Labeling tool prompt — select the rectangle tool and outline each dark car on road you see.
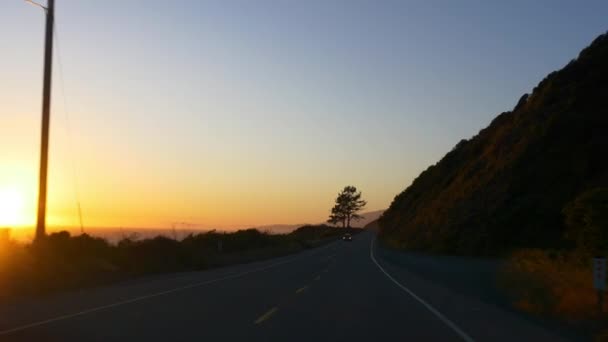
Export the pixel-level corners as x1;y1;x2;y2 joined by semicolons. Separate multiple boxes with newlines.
342;233;352;242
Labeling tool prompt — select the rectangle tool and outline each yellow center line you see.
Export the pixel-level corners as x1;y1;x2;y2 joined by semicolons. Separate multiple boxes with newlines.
295;285;309;294
254;307;278;324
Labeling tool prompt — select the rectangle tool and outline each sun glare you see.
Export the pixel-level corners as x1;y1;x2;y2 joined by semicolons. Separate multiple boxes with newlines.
0;187;26;227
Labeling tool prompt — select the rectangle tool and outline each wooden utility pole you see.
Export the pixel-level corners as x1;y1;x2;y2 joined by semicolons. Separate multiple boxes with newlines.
35;0;55;241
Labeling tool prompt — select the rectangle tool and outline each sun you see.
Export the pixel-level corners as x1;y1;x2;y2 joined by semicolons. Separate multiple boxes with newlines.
0;187;26;227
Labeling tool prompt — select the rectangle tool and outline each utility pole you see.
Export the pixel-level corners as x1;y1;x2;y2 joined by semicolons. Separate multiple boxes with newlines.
35;0;55;241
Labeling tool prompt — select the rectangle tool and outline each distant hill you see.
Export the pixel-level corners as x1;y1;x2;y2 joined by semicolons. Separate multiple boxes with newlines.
355;210;384;227
253;224;307;234
254;210;384;233
7;211;385;243
7;227;209;244
379;32;608;256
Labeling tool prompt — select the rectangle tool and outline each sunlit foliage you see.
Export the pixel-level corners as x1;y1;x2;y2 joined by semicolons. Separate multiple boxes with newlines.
379;32;608;256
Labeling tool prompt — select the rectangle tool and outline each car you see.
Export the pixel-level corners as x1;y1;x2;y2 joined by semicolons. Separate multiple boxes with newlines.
342;233;352;242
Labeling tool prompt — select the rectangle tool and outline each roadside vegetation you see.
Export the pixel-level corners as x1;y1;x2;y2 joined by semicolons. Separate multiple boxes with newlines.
499;187;608;340
379;32;608;256
0;225;362;300
376;32;608;339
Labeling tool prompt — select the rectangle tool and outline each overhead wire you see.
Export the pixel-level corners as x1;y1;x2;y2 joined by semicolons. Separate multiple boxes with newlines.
53;16;85;234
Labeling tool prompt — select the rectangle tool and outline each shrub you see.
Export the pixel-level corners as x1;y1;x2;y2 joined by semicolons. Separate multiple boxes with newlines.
499;249;600;321
563;188;608;255
0;225;351;298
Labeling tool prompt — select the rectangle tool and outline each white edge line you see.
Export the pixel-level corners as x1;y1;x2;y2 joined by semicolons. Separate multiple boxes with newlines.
254;307;279;324
0;241;338;336
370;236;475;342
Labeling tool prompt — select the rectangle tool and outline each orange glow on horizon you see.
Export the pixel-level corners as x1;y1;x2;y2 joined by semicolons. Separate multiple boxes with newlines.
0;163;36;228
0;187;27;227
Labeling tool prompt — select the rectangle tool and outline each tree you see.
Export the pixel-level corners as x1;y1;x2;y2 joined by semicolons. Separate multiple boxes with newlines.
563;187;608;255
327;186;367;228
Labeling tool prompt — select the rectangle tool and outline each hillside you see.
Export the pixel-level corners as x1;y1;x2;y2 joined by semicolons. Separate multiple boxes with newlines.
379;32;608;256
356;209;385;227
254;224;306;234
254;210;384;233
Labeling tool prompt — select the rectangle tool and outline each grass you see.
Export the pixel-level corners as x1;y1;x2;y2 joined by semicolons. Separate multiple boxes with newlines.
498;248;607;339
0;225;362;300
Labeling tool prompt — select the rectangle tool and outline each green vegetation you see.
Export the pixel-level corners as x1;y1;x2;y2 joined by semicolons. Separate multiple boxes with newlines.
498;188;608;337
328;185;367;228
499;249;599;329
563;187;608;256
0;225;361;300
379;32;608;256
378;32;608;338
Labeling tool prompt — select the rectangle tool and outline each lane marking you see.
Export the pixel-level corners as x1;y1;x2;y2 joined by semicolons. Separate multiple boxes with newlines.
370;236;475;342
0;241;341;336
254;307;278;324
295;286;308;294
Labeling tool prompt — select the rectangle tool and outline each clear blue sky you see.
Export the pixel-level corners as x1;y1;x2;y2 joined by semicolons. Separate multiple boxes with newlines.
0;0;606;228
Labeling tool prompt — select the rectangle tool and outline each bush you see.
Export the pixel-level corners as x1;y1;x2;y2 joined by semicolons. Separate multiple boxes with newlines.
0;225;353;298
499;249;601;321
563;188;608;255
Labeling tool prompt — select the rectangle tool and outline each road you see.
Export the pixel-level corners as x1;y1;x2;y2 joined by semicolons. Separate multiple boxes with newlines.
0;231;569;341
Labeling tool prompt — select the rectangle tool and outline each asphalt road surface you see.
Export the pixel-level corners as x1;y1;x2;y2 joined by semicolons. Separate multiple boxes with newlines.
0;231;569;341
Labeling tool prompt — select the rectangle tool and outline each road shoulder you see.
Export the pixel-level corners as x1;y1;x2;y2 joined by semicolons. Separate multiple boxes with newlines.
372;237;577;342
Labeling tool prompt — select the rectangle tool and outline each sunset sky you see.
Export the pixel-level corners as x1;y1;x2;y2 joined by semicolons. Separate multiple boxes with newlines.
1;0;606;230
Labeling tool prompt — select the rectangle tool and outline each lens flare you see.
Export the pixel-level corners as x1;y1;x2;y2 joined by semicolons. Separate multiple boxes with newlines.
0;187;26;227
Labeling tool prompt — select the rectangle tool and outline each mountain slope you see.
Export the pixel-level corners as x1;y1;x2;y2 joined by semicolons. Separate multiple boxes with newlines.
379;32;608;256
356;209;384;227
252;210;384;234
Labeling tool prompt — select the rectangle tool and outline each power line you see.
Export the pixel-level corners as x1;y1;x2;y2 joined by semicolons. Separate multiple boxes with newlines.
53;17;85;235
